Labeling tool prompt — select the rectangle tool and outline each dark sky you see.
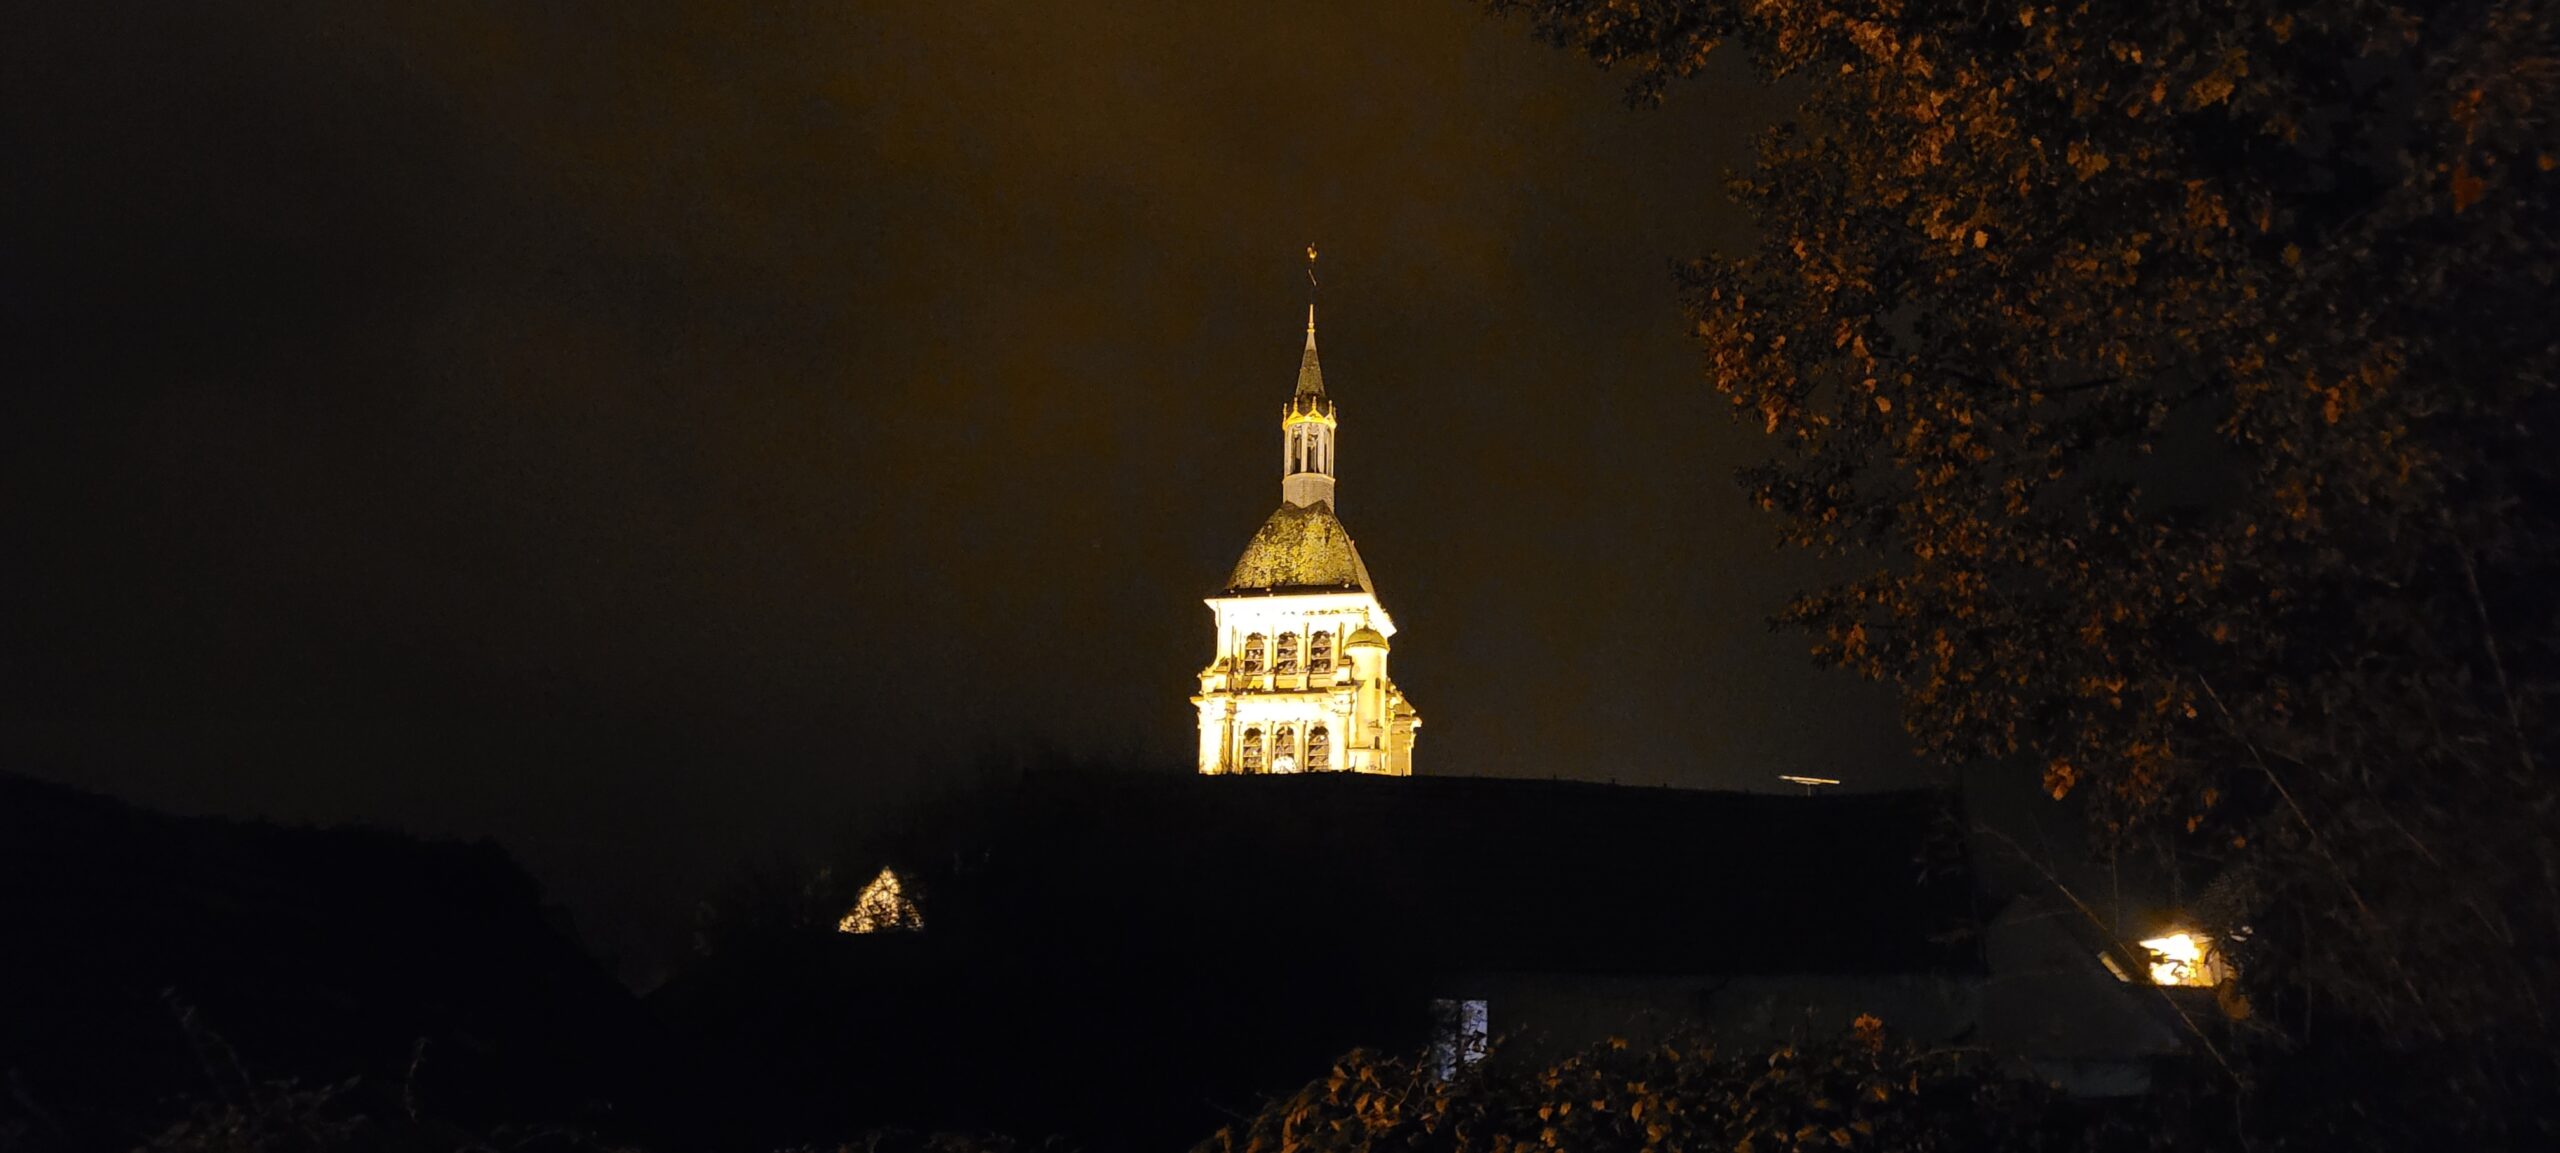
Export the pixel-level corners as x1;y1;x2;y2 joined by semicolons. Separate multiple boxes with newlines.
3;0;1917;970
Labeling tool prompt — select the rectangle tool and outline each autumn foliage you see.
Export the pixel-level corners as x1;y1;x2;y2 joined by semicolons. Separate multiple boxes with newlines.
1491;0;2558;1058
1198;1021;2161;1153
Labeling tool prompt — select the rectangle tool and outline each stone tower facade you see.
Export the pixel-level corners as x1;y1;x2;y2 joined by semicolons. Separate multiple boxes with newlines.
1192;306;1421;775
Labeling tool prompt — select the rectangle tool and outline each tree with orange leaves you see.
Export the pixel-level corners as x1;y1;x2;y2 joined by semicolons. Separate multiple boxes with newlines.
1491;0;2558;1103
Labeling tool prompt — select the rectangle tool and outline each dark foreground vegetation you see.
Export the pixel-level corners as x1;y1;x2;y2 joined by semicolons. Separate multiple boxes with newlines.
9;764;2556;1152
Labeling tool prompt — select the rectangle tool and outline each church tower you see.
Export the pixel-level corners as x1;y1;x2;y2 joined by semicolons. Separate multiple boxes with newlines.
1192;299;1421;775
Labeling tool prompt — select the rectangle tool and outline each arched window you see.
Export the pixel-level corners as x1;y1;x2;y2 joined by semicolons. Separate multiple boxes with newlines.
1273;726;1298;773
1307;725;1331;771
1275;632;1300;675
1309;630;1334;673
1240;728;1265;773
1241;633;1266;675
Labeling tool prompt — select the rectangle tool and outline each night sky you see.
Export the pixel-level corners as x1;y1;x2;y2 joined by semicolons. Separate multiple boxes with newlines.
4;0;1917;969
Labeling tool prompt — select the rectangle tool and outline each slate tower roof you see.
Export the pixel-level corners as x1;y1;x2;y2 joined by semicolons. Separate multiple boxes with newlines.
1224;501;1375;594
1294;305;1327;399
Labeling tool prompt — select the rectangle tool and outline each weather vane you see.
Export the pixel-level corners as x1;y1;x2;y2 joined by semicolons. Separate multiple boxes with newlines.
1305;245;1319;332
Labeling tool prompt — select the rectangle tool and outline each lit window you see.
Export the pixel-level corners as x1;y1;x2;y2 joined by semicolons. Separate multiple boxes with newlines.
1241;634;1266;675
1309;631;1333;673
1273;726;1298;773
837;868;922;934
1428;998;1489;1080
2137;932;2227;987
1275;632;1300;675
1307;725;1330;771
1241;728;1265;773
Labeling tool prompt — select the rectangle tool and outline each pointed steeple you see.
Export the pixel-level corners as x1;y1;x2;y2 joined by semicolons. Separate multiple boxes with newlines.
1281;294;1339;510
1295;303;1326;398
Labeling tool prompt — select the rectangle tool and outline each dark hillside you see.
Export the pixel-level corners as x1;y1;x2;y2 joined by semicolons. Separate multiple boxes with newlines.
0;772;674;1147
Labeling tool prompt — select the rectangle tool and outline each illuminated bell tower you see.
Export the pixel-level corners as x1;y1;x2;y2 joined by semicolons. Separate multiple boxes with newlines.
1192;282;1422;776
1281;306;1337;510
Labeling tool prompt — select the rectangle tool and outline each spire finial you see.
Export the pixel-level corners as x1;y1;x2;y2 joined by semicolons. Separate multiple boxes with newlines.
1304;245;1318;344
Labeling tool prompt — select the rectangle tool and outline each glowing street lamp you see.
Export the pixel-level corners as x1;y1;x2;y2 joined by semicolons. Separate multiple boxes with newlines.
2136;931;2222;987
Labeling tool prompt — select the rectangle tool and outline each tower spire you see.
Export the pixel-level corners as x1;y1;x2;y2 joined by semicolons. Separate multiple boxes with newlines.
1282;246;1338;509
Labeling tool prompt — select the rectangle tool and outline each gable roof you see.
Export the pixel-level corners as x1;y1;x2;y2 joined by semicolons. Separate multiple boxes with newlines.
913;772;1980;977
649;771;1985;1151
